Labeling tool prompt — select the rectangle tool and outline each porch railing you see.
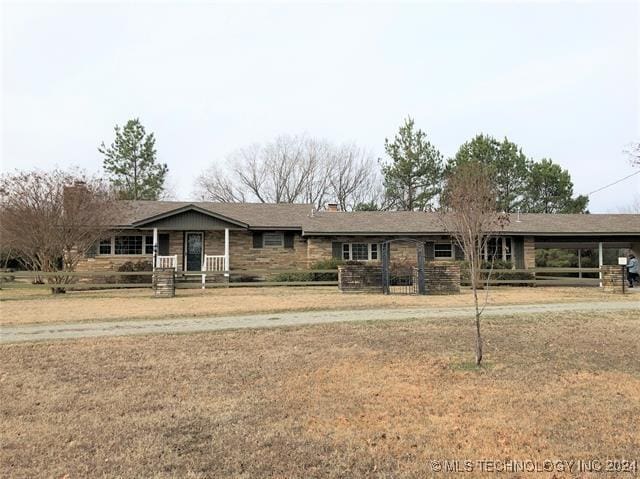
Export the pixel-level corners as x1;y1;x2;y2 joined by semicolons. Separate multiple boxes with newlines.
156;255;178;269
204;255;226;272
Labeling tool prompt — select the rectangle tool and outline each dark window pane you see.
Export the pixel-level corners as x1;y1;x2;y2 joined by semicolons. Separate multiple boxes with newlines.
434;243;453;258
351;243;368;261
99;239;111;255
115;236;142;255
144;236;154;254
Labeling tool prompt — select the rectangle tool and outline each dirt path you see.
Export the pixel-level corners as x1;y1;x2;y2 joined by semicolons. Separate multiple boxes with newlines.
1;300;637;344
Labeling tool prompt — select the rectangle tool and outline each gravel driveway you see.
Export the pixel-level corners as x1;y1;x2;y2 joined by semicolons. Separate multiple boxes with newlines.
1;300;637;344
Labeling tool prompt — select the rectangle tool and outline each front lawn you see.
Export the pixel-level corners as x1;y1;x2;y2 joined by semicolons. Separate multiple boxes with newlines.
0;286;636;326
1;310;638;477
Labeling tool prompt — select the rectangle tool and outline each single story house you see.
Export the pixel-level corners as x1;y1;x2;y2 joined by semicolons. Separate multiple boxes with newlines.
77;200;640;275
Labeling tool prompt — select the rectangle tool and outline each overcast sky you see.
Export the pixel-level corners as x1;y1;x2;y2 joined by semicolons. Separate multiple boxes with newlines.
2;1;638;212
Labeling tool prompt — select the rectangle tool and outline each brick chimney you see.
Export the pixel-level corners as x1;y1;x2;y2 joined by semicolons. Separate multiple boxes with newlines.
326;203;338;212
63;180;88;215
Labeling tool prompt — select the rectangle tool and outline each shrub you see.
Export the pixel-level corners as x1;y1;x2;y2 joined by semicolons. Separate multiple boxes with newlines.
117;260;153;284
271;259;343;283
272;272;314;282
229;274;261;283
311;258;343;270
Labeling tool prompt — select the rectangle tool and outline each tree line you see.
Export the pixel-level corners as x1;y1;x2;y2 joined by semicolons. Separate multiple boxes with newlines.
195;118;590;213
97;117;591;214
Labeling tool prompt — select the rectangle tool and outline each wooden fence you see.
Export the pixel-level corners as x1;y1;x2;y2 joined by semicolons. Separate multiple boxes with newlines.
0;269;339;290
0;267;607;291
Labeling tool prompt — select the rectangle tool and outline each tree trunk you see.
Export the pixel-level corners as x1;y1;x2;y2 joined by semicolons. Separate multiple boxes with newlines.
474;310;483;366
471;265;483;366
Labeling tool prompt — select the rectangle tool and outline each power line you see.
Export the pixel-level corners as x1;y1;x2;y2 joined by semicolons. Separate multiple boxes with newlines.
587;170;640;196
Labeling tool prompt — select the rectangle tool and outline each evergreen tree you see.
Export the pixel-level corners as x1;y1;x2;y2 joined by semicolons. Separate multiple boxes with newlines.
381;117;444;211
99;118;168;200
523;159;588;213
448;134;529;213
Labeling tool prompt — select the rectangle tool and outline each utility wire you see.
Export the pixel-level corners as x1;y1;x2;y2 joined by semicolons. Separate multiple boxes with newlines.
586;170;640;196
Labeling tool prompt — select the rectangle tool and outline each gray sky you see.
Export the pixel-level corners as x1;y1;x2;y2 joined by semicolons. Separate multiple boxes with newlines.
2;1;639;211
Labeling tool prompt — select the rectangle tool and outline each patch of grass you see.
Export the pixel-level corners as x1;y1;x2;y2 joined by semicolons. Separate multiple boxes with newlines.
1;286;636;326
1;310;639;478
451;360;495;371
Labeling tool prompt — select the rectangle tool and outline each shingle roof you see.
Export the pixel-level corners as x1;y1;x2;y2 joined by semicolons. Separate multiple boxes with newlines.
110;201;640;236
110;201;314;228
302;211;640;235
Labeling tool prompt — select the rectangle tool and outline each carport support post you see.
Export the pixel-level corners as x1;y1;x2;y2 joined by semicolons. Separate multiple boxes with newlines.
224;228;230;278
578;248;582;279
598;242;603;287
152;227;158;270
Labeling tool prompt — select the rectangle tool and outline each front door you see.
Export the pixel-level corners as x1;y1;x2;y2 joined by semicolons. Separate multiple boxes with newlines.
185;232;203;272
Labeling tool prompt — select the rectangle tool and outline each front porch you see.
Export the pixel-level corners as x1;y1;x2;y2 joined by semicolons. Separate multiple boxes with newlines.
152;228;230;275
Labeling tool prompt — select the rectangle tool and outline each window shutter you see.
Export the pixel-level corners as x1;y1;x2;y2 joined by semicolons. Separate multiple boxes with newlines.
454;243;465;260
85;241;97;258
425;241;435;260
513;237;524;269
284;232;294;249
158;234;170;256
332;242;342;259
253;232;263;249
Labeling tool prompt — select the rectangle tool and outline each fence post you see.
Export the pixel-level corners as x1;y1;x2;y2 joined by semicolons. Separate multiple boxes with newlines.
416;242;426;295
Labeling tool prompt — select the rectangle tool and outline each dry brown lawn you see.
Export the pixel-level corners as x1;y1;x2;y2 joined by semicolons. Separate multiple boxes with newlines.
1;310;639;478
1;286;636;326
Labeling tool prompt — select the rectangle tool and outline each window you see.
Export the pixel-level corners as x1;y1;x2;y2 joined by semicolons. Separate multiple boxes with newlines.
486;238;502;261
342;243;380;261
115;236;143;255
99;239;112;255
263;232;284;247
504;238;512;261
351;243;369;261
100;235;154;255
484;237;512;262
434;242;454;259
144;235;154;254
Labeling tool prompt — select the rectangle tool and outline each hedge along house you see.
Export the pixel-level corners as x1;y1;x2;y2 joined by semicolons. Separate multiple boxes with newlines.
77;200;640;281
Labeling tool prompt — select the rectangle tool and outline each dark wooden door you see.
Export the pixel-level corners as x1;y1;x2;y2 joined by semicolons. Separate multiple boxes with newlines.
185;233;203;271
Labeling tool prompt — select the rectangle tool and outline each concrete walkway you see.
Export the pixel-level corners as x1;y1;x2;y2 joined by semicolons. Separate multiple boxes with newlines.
2;300;638;344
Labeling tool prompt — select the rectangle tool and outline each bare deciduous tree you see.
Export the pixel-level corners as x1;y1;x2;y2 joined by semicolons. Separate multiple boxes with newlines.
0;170;114;293
329;143;377;211
627;142;639;167
440;161;509;366
194;165;247;202
194;135;379;210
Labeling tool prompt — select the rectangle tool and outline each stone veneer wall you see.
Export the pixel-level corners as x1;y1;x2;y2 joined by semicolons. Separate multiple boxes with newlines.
601;265;627;293
523;236;536;269
307;235;454;266
338;264;383;293
76;230;309;275
153;268;175;298
421;262;461;295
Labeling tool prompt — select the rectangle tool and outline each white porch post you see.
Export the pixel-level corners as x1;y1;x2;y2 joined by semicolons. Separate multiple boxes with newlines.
224;228;230;278
598;242;603;287
152;227;158;270
202;234;206;290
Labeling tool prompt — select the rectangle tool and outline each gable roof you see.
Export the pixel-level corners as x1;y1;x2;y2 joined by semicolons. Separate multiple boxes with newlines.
110;201;314;229
131;204;248;228
108;200;640;236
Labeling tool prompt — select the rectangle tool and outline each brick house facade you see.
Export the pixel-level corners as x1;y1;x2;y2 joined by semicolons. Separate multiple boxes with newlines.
75;201;640;275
